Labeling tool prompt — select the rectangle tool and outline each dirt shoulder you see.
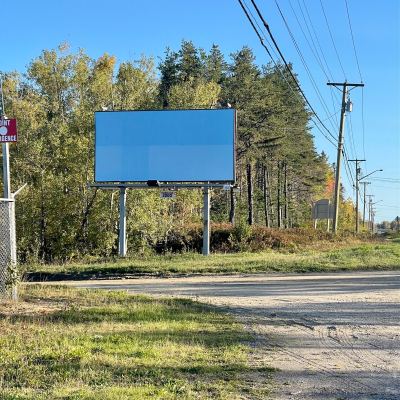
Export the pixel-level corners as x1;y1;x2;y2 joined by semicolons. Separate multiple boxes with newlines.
52;271;400;399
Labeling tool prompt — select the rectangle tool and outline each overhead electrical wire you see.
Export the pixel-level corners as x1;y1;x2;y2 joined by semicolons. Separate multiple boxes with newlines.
297;0;344;113
329;86;340;126
344;0;363;82
300;0;344;112
344;0;366;178
301;0;335;82
237;0;338;148
287;0;328;80
343;148;356;183
245;0;373;216
342;148;356;188
246;0;339;144
319;0;347;79
280;0;341;134
273;0;340;135
346;115;357;160
361;87;367;166
322;109;341;122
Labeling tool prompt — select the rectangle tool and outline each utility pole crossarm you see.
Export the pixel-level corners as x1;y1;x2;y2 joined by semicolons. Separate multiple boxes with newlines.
327;83;365;87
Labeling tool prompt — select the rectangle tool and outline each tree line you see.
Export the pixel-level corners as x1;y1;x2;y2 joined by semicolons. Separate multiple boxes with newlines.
0;40;356;262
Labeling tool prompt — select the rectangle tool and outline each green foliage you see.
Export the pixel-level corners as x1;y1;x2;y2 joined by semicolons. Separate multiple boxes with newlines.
0;40;342;263
25;242;399;278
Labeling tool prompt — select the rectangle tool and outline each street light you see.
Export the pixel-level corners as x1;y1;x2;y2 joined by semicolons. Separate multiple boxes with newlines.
358;169;383;181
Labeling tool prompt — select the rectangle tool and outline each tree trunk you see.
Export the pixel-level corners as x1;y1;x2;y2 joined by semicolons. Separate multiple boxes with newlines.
263;165;270;228
284;162;288;228
247;163;253;226
277;161;282;228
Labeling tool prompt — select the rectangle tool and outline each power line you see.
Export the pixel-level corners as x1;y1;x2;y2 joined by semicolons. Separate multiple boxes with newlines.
301;0;344;111
287;0;329;80
342;148;356;188
361;87;366;167
319;0;347;79
301;0;336;82
279;0;341;134
347;114;358;160
248;0;338;143
322;109;341;122
237;0;338;148
344;0;363;82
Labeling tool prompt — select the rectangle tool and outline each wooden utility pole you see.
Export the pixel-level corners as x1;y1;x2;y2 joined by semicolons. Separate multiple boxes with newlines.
348;159;365;232
327;82;364;233
360;181;371;227
366;195;374;231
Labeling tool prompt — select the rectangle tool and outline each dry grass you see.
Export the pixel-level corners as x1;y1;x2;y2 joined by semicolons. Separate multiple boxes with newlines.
0;285;275;399
23;244;400;278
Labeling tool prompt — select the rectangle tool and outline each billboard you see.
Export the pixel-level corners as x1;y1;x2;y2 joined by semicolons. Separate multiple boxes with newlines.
95;109;236;182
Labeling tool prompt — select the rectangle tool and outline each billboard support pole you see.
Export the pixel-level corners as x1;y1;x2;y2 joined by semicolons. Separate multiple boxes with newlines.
203;186;210;256
119;187;127;257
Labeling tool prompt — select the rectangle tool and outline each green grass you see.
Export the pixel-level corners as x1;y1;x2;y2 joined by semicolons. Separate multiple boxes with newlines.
25;244;400;277
0;285;274;399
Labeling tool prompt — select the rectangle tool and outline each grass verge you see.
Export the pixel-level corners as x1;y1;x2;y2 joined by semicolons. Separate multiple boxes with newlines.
25;244;400;278
0;285;274;399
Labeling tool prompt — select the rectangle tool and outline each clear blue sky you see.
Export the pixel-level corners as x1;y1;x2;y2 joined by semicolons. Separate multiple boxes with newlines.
2;0;399;223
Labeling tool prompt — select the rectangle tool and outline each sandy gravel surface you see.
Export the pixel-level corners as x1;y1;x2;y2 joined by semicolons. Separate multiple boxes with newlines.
62;271;400;399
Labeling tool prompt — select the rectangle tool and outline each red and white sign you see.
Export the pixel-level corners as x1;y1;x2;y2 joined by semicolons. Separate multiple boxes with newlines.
0;119;18;143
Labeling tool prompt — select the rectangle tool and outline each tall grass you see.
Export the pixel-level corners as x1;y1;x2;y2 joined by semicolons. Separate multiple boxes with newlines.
24;244;400;278
0;285;274;399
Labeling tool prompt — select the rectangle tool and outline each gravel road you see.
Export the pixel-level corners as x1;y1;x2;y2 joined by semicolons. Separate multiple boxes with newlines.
64;271;400;399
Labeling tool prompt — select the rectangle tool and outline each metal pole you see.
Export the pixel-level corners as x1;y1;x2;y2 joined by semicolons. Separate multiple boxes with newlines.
332;83;348;233
203;186;210;256
313;204;318;229
2;143;10;198
10;192;17;300
327;201;330;232
119;187;126;257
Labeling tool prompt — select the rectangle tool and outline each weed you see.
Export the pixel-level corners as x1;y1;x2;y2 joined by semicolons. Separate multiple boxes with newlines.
0;285;275;399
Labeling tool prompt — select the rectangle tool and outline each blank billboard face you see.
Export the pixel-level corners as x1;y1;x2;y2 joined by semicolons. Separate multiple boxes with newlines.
95;109;236;182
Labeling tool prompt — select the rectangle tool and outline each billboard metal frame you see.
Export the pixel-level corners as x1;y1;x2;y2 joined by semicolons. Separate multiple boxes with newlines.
89;183;232;257
92;109;237;257
94;109;236;183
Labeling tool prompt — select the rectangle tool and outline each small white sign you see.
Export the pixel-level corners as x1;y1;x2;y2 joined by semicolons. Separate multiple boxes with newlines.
223;184;231;191
161;191;175;199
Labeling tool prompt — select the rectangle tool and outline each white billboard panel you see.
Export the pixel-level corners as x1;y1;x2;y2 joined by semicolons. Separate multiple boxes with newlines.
95;109;236;182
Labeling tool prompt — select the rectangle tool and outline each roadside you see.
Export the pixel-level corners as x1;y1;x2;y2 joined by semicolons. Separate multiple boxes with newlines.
0;284;274;399
23;244;400;281
66;271;400;399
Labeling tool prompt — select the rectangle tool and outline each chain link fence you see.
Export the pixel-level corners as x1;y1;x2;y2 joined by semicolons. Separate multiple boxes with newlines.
0;199;16;299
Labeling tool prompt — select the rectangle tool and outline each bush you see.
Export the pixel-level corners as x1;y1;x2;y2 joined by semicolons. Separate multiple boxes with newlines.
147;224;379;254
